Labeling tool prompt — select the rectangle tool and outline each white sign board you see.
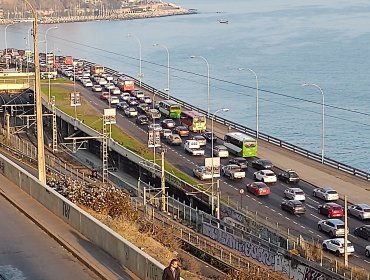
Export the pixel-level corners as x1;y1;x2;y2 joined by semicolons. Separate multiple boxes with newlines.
204;157;220;176
70;91;81;107
104;108;116;125
148;129;161;148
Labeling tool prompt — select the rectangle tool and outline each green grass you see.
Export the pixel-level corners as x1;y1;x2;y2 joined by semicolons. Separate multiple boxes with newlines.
40;78;73;84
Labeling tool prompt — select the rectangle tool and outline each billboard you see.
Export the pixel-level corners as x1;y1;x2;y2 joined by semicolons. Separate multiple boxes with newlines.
70;91;81;107
204;157;220;176
148;129;161;148
104;108;116;125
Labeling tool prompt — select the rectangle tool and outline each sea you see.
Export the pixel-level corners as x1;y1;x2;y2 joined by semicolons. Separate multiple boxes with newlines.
3;0;370;172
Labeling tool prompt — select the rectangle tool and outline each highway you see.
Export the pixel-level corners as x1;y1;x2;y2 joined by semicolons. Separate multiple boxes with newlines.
61;72;370;271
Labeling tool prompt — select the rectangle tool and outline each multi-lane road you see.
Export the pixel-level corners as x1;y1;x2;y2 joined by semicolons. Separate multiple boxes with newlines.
66;71;370;271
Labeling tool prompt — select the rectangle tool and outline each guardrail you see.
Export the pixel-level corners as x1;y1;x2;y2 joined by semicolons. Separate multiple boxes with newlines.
97;63;370;182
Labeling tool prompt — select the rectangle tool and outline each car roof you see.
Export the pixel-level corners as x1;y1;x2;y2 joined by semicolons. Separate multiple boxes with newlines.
261;169;274;173
287;187;303;192
252;182;267;187
325;202;341;207
325;218;344;224
355;203;370;209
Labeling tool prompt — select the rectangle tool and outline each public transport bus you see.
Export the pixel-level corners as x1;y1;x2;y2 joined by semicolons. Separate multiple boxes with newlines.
90;64;105;75
180;110;207;133
223;132;257;158
117;76;135;92
158;100;181;119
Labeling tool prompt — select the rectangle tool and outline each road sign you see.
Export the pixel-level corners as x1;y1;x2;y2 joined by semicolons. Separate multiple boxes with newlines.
204;157;220;176
104;108;116;125
239;189;245;195
148;129;161;148
70;91;81;107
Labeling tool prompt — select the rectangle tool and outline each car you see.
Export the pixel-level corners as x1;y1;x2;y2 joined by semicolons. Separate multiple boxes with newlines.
140;96;152;104
148;123;162;131
348;204;370;220
167;134;182;146
193;166;213;180
246;182;270;196
353;225;370;241
280;200;306;215
173;126;190;137
120;92;130;101
278;169;300;183
213;145;229;158
160;129;172;139
137;103;150;114
100;92;109;100
322;238;355;256
221;164;246;179
136;115;149;125
366;245;370;258
131;89;144;99
127;97;139;106
313;187;339;201
98;78;108;86
284;188;305;201
318;203;343;218
146;108;161;121
251;159;273;170
108;96;119;105
81;79;93;87
92;85;102;92
161;119;176;129
254;170;277;184
111;87;121;95
317;219;346;238
188;135;207;146
104;83;115;90
228;157;248;170
202;131;217;142
116;101;129;111
124;107;138;117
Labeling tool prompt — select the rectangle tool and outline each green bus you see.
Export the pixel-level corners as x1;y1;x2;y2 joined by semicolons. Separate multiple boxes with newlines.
158;100;181;119
223;132;257;158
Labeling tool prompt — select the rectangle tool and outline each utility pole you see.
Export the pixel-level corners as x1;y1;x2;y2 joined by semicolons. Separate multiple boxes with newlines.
161;147;166;212
25;0;46;184
344;195;348;267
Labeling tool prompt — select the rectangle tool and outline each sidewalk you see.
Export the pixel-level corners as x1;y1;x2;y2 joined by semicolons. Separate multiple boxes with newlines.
0;173;139;280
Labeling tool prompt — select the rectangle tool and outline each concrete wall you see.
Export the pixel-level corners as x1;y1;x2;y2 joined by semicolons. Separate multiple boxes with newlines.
0;153;165;280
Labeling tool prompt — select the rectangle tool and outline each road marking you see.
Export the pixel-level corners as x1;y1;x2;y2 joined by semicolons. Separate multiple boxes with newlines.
307;197;320;204
309;230;314;234
271;209;276;212
306;204;316;209
285;217;291;220
353;254;360;258
293;221;298;225
278;213;283;216
265;205;270;209
310;214;322;220
300;225;306;229
364;260;370;264
252;198;256;201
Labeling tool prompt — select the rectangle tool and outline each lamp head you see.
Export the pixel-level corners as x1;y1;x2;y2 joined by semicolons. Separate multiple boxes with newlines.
222;108;229;112
190;55;196;58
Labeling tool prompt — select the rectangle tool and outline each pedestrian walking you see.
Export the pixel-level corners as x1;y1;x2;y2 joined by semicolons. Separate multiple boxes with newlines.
162;258;180;280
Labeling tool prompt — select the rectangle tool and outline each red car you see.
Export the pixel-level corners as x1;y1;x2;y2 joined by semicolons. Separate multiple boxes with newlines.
173;126;190;137
246;182;270;197
100;91;109;100
318;202;343;218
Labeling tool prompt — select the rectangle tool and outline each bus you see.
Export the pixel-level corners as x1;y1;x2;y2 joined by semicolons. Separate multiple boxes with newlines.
117;76;135;92
223;132;257;158
158;100;181;119
90;64;105;75
180;110;207;133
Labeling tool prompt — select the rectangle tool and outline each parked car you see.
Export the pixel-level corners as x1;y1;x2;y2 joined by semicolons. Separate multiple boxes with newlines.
281;200;306;215
313;187;339;201
92;85;102;92
127;97;139;106
251;159;273;170
318;203;343;218
278;169;300;183
116;101;129;111
202;131;217;142
189;135;207;146
160;129;172;139
100;92;109;100
354;225;370;241
284;188;306;201
317;219;346;237
136;115;149;125
228;157;248;170
246;182;270;197
348;204;370;220
173;126;190;137
124;107;138;117
148;123;162;131
161;119;176;129
254;170;277;184
213;145;229;158
322;238;355;256
166;134;182;146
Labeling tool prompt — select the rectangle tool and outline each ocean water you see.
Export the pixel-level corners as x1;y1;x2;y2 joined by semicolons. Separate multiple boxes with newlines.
3;0;370;171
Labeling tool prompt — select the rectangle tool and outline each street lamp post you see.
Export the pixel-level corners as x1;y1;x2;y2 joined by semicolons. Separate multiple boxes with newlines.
191;55;210;117
128;33;143;87
4;23;14;55
239;67;259;139
302;83;325;164
45;26;58;102
211;108;229;219
153;43;170;99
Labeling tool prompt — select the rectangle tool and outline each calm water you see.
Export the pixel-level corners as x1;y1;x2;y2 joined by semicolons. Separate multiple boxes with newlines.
3;0;370;171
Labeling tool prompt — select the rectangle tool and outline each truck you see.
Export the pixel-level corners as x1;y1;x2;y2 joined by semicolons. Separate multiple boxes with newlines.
64;56;73;65
184;140;205;156
221;164;246;179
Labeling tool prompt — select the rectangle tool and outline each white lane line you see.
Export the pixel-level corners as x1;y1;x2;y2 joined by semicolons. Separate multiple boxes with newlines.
258;202;263;205
246;195;250;198
364;260;370;264
309;230;314;234
307;197;320;204
353;254;360;258
285;217;291;220
293;221;298;225
301;225;306;229
278;213;283;216
306;204;316;209
265;205;270;209
310;214;322;220
349;234;357;239
252;198;256;201
271;209;276;212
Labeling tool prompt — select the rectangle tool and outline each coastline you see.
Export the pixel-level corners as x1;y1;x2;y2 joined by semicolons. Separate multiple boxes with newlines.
0;3;197;25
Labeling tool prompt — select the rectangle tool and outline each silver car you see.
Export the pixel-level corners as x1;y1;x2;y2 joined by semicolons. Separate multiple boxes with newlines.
348;204;370;220
284;188;305;201
313;187;339;201
317;218;346;238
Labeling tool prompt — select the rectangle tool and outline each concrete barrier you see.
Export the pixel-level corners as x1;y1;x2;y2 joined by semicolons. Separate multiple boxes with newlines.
0;153;166;280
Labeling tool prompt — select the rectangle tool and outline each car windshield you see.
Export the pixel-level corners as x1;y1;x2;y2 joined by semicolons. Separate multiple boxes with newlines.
336;225;345;229
295;191;304;195
332;206;342;210
364;209;370;212
327;191;337;194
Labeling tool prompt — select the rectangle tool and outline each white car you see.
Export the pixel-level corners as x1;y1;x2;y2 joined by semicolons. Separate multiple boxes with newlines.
98;78;108;86
120;92;130;101
92;85;102;92
366;245;370;258
108;96;119;105
254;170;277;184
313;187;339;201
322;238;355;255
111;87;121;95
148;123;162;131
105;83;115;90
213;145;229;158
284;188;305;201
81;79;93;87
124;107;138;117
193;166;220;180
348;204;370;220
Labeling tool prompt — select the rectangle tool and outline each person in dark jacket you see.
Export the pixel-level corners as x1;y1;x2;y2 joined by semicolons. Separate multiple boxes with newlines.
162;258;180;280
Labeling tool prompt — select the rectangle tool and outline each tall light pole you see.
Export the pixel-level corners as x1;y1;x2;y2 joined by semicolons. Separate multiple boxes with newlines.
4;23;14;55
211;108;229;218
24;0;46;184
45;26;58;102
191;55;210;117
239;67;259;139
128;33;143;87
153;43;170;99
302;83;325;164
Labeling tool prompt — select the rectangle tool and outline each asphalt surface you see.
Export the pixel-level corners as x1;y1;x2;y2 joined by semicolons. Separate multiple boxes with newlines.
55;74;370;271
